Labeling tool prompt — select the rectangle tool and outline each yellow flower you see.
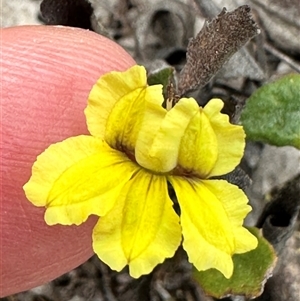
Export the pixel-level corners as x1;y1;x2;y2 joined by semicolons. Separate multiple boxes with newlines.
24;65;257;279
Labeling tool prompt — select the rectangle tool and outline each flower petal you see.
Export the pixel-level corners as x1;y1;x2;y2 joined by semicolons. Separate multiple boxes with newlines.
169;177;257;278
93;170;181;278
105;84;163;152
85;65;148;138
203;99;246;177
24;135;138;225
201;180;258;254
177;106;218;178
136;98;199;172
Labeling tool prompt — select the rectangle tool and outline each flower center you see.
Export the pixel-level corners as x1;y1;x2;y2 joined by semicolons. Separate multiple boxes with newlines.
123;148;138;164
122;145;197;178
171;165;198;178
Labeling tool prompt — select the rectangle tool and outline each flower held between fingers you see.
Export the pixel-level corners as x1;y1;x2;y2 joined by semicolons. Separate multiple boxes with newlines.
24;65;257;279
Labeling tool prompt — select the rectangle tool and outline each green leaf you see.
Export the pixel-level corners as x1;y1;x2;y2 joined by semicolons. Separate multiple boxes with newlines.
147;66;175;99
241;74;300;149
193;228;277;299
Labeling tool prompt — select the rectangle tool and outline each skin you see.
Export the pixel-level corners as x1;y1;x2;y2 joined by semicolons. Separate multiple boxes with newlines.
0;25;135;297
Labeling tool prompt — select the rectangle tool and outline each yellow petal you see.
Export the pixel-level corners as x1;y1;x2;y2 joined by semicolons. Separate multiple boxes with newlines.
202;180;258;254
85;65;148;138
136;98;199;172
105;84;163;153
203;99;246;177
177;105;218;178
93;170;181;278
169;177;257;278
24;135;138;225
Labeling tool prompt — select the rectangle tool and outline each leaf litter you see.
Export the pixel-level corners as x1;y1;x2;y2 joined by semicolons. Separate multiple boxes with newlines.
2;0;300;300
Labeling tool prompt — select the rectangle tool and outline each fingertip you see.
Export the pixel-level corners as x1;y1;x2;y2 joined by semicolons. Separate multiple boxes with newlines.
1;25;135;296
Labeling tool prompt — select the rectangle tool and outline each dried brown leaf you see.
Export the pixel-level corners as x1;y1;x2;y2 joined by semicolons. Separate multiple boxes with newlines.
178;5;260;95
40;0;93;29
